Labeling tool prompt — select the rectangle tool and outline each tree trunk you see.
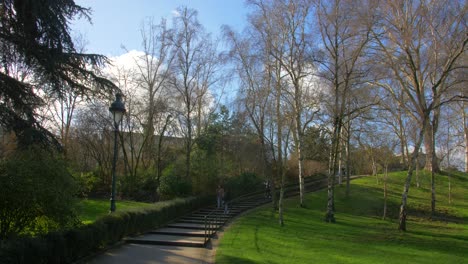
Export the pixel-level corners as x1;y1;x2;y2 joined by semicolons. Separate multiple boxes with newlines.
430;119;437;216
448;174;451;204
325;117;341;223
464;109;468;173
416;157;420;188
298;156;305;207
431;158;436;217
383;164;388;220
424;122;440;172
399;117;427;231
186;109;192;183
295;125;305;207
338;146;343;185
372;156;378;184
345;123;351;197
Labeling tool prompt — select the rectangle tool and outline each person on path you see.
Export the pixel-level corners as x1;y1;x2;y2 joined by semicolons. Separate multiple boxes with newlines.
217;185;225;208
264;180;271;199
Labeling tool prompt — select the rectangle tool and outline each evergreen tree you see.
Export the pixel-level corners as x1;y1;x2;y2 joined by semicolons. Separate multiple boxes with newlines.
0;0;116;149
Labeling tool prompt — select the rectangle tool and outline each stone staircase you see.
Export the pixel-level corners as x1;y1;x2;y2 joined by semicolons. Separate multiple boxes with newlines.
123;196;269;248
122;176;359;248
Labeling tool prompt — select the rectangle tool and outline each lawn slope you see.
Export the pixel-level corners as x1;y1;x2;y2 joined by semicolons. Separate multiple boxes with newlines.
77;199;153;224
216;171;468;264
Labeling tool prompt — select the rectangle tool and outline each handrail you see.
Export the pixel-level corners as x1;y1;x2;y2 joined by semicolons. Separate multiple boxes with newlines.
203;175;365;244
204;205;222;243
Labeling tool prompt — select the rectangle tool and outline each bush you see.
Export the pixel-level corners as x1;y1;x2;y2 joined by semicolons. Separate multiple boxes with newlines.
224;172;263;198
158;164;192;199
119;168;159;202
0;147;78;240
72;171;101;198
0;196;211;264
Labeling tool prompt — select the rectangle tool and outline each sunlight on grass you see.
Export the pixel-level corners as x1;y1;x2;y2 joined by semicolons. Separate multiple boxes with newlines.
216;171;468;264
77;199;153;224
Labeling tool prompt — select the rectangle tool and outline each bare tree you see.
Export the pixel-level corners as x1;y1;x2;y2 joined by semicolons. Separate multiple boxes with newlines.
249;0;318;207
223;26;278;209
372;0;467;230
42;35;91;157
315;0;374;222
170;7;222;184
129;17;174;163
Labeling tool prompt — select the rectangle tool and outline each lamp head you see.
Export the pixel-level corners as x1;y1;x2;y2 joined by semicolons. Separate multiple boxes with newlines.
109;93;126;125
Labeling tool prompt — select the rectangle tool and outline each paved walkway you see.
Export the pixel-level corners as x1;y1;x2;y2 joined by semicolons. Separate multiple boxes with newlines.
85;225;224;264
83;176;344;264
86;243;214;264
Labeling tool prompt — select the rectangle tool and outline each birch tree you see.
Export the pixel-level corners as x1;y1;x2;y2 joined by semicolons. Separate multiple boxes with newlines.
315;0;374;222
250;0;318;207
223;26;279;209
372;0;467;230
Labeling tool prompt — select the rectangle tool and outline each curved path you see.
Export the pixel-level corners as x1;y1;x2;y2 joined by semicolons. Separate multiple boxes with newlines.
84;176;356;264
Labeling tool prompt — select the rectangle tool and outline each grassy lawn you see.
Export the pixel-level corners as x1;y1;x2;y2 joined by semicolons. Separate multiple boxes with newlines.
216;171;468;264
77;199;153;224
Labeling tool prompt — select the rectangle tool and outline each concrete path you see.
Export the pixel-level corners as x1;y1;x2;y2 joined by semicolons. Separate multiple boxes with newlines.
83;176;348;264
86;243;214;264
84;224;224;264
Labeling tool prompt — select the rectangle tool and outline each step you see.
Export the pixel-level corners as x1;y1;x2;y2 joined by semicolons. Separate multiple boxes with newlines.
178;219;225;225
149;227;211;237
194;211;239;217
198;208;241;213
189;214;232;220
167;222;221;230
125;234;206;248
182;215;228;221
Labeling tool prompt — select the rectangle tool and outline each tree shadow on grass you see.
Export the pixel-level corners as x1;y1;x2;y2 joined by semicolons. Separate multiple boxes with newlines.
216;255;259;264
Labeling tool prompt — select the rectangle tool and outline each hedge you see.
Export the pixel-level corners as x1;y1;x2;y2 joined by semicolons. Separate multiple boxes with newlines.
0;196;211;264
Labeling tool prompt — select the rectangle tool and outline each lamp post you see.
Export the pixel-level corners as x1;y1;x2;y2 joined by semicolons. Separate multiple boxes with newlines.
109;93;126;213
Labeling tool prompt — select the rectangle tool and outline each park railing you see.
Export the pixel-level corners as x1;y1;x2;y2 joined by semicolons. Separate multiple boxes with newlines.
202;174;365;244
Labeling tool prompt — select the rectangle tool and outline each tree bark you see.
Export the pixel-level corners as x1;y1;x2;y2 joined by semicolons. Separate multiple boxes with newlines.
383;164;388;220
345;121;351;197
464;108;468;173
325;117;341;223
399;117;427;231
423;122;439;172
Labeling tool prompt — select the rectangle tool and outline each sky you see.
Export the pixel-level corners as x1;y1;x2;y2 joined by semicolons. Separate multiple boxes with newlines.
71;0;250;56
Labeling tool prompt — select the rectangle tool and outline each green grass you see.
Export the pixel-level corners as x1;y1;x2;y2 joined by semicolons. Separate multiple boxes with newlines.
77;198;153;224
216;171;468;264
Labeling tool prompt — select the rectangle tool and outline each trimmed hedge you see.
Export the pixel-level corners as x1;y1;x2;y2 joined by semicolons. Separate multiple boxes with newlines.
0;196;211;264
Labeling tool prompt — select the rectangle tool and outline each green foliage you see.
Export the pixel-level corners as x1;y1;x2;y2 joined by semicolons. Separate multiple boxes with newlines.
0;147;78;240
0;0;115;148
76;199;154;224
303;126;330;162
0;196;211;264
158;164;192;199
119;168;159;202
72;171;101;198
224;172;264;198
216;171;468;263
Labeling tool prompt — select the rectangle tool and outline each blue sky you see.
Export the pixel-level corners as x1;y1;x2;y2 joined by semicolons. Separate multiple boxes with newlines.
71;0;250;56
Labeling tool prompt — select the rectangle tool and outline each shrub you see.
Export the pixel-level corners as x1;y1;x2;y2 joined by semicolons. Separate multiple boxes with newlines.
224;172;263;198
0;147;78;240
72;171;101;198
158;164;192;199
0;196;211;264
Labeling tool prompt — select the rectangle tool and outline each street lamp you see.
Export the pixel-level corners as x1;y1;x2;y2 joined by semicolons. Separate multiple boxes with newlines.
109;93;126;213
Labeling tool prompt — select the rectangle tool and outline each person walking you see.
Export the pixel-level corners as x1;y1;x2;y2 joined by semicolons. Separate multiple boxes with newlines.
264;180;271;199
217;185;225;208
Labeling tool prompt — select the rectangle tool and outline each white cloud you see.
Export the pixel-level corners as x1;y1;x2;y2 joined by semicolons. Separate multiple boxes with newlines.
171;10;180;17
